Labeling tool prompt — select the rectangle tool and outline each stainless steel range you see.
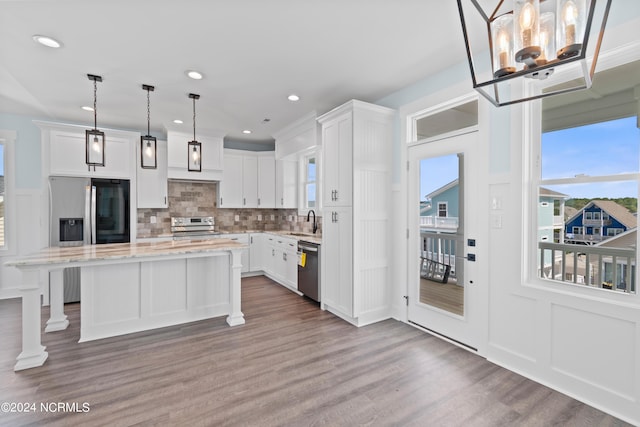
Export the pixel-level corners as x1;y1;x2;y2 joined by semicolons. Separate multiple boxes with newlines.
171;216;220;240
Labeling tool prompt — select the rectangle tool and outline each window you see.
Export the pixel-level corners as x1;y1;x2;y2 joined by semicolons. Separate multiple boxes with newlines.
438;202;447;217
299;151;318;212
0;130;14;253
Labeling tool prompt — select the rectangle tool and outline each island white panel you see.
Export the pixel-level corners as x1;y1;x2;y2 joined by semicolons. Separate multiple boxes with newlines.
86;263;141;326
187;256;230;313
149;259;187;316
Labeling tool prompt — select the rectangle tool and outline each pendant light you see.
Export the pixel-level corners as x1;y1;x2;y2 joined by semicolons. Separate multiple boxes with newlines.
456;0;611;107
140;84;157;169
187;93;202;172
85;74;105;169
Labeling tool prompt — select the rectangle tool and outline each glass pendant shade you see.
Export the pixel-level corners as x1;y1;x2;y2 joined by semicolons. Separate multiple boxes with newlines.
187;93;202;172
188;140;201;172
557;0;586;58
492;14;516;78
85;74;105;168
514;0;541;67
140;84;157;169
86;129;105;166
140;135;157;169
456;0;611;107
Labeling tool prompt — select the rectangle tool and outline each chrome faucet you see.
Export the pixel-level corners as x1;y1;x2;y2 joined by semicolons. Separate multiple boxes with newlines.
307;209;317;234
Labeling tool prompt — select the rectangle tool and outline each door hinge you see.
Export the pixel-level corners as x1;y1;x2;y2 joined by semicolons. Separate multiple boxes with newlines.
403;295;409;306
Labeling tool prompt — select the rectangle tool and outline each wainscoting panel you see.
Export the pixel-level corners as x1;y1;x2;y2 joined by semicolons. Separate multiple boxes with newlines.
551;303;636;400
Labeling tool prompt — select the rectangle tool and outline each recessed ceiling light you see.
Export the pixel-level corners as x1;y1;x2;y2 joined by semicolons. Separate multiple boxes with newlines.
81;106;94;112
173;119;183;124
32;35;62;48
287;94;300;102
242;130;252;134
186;70;203;80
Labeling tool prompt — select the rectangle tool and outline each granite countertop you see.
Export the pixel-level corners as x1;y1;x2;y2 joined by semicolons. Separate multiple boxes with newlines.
6;238;246;268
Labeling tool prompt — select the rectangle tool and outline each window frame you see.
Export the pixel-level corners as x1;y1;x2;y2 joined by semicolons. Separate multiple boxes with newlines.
0;130;16;255
297;147;321;215
525;47;640;300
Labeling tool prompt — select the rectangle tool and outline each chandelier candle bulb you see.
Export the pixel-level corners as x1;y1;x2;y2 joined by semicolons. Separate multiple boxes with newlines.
514;0;541;67
492;14;516;78
557;0;585;58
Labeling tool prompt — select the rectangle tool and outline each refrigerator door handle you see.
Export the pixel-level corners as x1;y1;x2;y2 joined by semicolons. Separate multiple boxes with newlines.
91;185;97;244
84;185;97;245
84;185;92;245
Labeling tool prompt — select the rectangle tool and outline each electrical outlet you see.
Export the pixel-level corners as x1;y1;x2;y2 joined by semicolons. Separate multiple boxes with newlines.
257;214;262;221
270;214;275;221
234;215;240;222
150;216;156;224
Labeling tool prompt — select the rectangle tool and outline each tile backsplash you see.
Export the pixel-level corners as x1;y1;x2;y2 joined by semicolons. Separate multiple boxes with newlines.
137;180;322;238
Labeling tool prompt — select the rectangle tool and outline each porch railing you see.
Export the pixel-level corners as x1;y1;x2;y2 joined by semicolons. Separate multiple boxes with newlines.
539;241;636;293
420;216;459;230
420;229;458;282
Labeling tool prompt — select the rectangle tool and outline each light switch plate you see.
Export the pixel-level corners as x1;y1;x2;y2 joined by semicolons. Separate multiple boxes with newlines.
234;215;240;222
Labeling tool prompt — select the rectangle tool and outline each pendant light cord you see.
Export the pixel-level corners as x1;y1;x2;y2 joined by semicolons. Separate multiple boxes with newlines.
192;96;196;141
93;79;98;130
146;88;151;136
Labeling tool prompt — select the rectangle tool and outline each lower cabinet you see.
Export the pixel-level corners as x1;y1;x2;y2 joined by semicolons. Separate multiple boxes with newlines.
263;234;298;291
226;232;298;291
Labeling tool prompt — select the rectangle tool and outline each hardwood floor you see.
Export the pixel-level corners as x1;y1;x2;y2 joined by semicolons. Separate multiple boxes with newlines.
420;278;464;316
0;276;631;426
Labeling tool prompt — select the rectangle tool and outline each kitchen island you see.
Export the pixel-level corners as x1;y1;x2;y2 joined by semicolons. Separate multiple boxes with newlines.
6;239;246;371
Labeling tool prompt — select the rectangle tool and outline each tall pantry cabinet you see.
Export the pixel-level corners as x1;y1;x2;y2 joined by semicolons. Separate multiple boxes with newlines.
318;100;394;326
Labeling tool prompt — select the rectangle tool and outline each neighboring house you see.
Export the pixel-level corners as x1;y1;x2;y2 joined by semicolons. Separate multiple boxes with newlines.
565;200;637;245
538;187;569;244
597;228;637;292
420;179;459;232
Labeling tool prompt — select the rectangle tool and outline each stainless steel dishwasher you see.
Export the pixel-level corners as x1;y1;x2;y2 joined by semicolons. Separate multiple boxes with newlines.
297;241;320;302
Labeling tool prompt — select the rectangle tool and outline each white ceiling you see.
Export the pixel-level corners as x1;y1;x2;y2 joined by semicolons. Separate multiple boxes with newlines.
0;0;471;145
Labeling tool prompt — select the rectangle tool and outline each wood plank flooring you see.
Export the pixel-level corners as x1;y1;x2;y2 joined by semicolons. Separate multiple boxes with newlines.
420;278;464;316
0;276;631;426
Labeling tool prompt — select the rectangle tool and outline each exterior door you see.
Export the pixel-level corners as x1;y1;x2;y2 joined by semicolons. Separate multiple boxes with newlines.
407;130;483;351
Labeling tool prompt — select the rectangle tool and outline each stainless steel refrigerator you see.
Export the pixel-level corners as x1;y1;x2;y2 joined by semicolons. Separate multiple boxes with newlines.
49;176;130;302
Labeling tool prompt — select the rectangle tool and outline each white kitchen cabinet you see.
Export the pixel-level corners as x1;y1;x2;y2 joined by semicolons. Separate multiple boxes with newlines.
166;130;224;181
137;139;168;208
219;153;243;208
318;100;394;326
322;112;352;207
322;206;352;315
264;234;297;291
38;121;136;180
218;150;276;209
249;233;266;272
257;154;276;208
275;158;297;209
221;233;250;273
243;156;258;207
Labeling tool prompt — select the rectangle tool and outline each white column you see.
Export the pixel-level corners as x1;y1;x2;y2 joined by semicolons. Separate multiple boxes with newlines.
15;268;48;371
226;249;245;326
45;269;69;332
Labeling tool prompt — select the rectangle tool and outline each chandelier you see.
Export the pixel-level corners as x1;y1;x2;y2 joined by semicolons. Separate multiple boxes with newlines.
457;0;612;106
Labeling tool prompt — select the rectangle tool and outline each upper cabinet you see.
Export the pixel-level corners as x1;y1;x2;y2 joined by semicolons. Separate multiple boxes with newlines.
137;139;168;209
166;130;223;181
38;121;137;180
218;149;275;209
275;158;297;209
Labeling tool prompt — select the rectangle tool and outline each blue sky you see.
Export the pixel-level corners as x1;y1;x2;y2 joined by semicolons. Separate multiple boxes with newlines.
420;154;459;199
420;116;639;200
542;116;639;198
